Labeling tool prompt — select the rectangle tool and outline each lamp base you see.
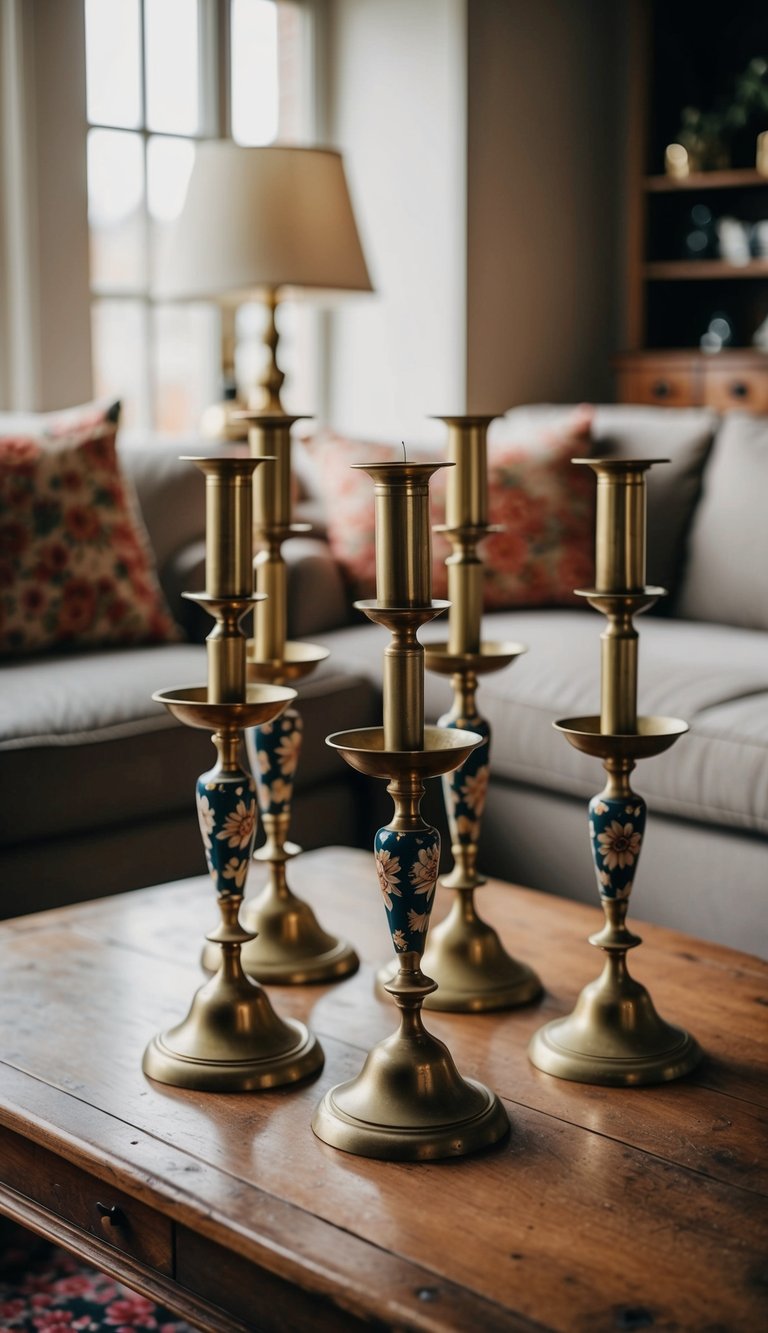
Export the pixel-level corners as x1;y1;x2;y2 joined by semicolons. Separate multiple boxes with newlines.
528;966;701;1086
312;1023;509;1161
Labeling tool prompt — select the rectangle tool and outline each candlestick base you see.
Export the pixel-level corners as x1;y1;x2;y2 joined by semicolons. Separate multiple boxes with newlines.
312;958;509;1160
528;713;700;1087
528;965;701;1087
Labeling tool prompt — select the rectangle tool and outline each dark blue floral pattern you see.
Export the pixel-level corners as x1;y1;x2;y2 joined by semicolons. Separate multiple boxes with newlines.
439;701;490;851
196;764;257;897
374;825;441;956
588;792;646;900
247;707;303;818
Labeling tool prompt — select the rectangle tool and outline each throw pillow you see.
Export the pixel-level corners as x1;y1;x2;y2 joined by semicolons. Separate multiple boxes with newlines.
675;412;768;630
0;417;180;655
300;406;595;609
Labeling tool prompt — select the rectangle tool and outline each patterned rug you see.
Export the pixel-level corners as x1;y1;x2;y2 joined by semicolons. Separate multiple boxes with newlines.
0;1222;198;1331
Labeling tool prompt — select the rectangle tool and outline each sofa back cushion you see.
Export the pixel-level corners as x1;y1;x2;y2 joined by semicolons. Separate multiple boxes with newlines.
676;412;768;629
592;406;717;594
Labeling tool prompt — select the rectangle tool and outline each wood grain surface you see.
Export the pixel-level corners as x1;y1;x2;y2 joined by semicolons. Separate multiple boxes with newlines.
0;846;766;1332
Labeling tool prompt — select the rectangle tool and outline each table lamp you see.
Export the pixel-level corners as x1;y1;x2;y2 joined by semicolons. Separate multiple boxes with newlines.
154;142;372;432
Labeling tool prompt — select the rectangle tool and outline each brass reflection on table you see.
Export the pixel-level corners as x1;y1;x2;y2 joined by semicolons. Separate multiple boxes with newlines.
312;459;509;1160
422;415;541;1012
202;413;358;985
528;458;702;1086
143;455;323;1092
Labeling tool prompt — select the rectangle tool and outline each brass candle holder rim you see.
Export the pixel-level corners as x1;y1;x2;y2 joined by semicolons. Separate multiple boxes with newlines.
554;714;688;760
254;522;312;541
350;461;454;480
326;725;482;780
230;411;312;427
428;413;504;425
246;639;330;683
571;456;670;470
424;639;527;676
183;590;266;608
179;454;276;472
153;683;297;731
574;586;667;607
433;522;505;538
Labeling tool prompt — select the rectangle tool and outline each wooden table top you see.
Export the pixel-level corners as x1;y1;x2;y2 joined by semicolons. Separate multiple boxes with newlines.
0;846;766;1333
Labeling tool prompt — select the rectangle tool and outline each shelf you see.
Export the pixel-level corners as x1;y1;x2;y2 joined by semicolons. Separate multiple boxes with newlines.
645;169;768;192
644;260;768;280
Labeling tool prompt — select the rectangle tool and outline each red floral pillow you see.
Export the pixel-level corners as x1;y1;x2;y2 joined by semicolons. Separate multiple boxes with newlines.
0;418;180;655
301;407;595;609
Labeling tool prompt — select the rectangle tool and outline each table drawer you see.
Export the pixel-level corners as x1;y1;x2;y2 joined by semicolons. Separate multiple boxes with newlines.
615;364;698;406
702;363;768;411
0;1125;172;1274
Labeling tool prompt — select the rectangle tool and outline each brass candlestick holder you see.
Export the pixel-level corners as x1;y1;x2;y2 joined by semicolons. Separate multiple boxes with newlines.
528;458;702;1086
143;456;323;1092
422;415;541;1011
312;461;509;1160
202;413;358;984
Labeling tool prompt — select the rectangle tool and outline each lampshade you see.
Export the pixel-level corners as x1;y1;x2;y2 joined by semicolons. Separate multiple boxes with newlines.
154;142;372;302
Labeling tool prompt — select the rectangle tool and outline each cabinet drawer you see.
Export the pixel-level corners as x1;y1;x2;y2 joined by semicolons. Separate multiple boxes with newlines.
702;364;768;412
0;1125;172;1274
615;365;698;406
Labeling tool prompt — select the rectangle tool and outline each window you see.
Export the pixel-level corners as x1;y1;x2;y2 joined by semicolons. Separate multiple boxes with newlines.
85;0;313;433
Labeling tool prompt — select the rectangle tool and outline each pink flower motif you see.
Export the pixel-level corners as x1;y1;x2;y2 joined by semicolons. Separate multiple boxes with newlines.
104;1294;158;1327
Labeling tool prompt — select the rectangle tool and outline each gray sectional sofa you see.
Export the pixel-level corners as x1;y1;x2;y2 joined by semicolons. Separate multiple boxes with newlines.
1;407;766;959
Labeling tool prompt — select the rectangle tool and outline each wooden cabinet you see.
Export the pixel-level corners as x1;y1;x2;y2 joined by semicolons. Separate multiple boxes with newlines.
617;1;768;408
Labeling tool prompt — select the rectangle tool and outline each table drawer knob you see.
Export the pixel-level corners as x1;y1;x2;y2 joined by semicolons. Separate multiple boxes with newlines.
729;380;749;398
96;1202;125;1227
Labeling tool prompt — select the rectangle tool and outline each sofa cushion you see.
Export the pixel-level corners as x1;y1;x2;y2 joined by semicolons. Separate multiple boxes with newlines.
500;405;717;594
0;420;179;655
319;610;768;835
0;644;378;851
675;413;768;630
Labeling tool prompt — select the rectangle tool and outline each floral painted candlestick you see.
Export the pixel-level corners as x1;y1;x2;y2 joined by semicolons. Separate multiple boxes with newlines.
142;456;323;1092
422;415;541;1011
226;411;358;985
312;461;509;1160
528;459;702;1086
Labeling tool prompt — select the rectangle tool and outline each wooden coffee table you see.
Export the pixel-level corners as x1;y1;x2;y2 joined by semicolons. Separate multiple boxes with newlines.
0;846;766;1332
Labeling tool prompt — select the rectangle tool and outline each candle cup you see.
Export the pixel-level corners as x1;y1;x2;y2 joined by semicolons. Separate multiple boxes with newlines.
529;458;701;1085
352;461;450;610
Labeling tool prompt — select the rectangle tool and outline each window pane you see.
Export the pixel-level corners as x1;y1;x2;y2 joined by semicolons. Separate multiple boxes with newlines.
231;0;279;146
145;0;200;135
92;300;151;429
85;0;142;129
153;303;219;434
87;129;146;293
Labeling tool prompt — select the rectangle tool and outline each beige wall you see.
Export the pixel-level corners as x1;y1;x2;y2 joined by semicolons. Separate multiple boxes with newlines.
0;0;92;411
322;0;629;432
321;0;467;442
467;0;629;410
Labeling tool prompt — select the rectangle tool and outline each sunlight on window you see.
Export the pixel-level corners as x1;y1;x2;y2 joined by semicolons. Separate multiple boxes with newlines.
87;129;146;292
147;137;195;221
231;0;279;145
85;0;142;129
145;0;200;135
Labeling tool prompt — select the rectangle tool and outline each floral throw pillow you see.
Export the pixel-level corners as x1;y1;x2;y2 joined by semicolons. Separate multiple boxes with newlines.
0;417;180;655
300;406;595;610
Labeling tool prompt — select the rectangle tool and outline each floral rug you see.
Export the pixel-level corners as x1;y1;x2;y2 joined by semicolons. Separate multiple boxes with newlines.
0;1223;197;1331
